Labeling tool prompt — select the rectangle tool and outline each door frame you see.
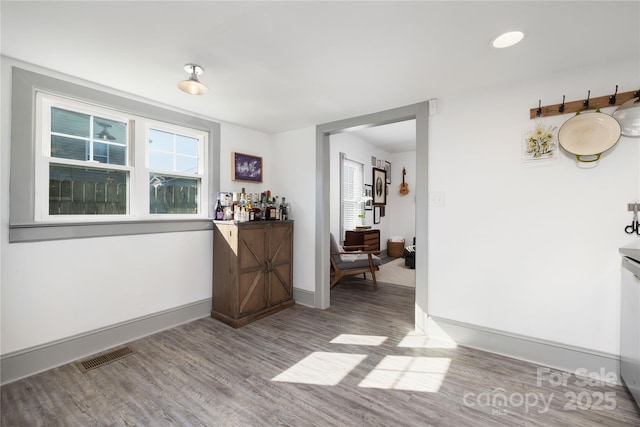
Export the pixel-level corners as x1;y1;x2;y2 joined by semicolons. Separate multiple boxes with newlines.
314;101;430;332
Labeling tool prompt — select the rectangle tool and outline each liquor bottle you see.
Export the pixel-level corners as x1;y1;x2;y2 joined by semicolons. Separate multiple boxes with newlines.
215;197;224;220
280;197;288;221
274;196;280;220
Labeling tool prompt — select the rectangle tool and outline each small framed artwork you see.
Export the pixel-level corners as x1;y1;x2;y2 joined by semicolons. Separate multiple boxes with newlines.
364;184;373;210
522;122;559;162
374;206;381;224
384;161;391;184
232;152;263;182
371;156;377;166
379;206;386;217
372;167;387;205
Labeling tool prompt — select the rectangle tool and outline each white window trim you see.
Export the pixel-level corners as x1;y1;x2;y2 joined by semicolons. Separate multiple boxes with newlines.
9;67;220;242
35;92;135;222
143;120;209;219
340;154;364;240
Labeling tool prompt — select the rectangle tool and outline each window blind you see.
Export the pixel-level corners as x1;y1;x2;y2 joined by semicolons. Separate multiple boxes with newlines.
341;155;364;240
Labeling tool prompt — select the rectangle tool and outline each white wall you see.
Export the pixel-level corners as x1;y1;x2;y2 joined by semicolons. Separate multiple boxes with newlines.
329;132;416;250
271;127;317;293
220;124;272;196
386;150;417;245
427;58;640;355
0;59;276;355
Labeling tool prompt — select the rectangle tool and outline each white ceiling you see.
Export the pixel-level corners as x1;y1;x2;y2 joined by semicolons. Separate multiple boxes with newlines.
348;119;417;153
1;1;638;142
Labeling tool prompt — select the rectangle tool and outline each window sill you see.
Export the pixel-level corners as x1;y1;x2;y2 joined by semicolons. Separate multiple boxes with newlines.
9;219;214;243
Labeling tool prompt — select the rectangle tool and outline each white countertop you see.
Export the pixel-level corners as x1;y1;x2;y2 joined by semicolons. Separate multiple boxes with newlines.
620;248;640;263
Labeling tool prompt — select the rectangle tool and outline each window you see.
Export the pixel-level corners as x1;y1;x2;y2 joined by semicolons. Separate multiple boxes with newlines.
341;155;364;239
35;93;208;221
147;125;206;215
10;67;220;242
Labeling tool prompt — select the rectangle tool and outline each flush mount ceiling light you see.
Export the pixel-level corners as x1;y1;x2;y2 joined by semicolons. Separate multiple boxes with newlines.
491;31;525;49
178;63;208;95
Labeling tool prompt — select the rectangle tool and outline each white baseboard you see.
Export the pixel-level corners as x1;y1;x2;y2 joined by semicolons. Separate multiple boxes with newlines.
3;296;619;387
293;287;315;307
428;316;621;385
1;298;212;385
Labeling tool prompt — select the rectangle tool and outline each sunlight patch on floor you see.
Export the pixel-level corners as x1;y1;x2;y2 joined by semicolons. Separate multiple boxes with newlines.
397;332;457;349
271;352;367;385
330;334;387;346
358;356;451;392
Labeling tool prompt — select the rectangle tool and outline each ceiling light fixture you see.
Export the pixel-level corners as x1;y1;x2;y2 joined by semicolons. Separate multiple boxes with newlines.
491;31;525;49
178;63;208;95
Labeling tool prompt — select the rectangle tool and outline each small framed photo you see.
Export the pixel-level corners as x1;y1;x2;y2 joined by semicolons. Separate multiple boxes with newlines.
374;206;381;224
372;167;387;205
232;152;262;182
379;206;386;217
371;156;377;166
384;161;391;184
364;184;373;210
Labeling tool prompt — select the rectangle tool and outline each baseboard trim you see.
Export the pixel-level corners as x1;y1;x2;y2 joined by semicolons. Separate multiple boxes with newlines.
1;298;212;385
293;287;315;307
428;316;621;384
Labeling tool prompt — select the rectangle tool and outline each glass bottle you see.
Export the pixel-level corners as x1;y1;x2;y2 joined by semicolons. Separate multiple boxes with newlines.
215;197;224;220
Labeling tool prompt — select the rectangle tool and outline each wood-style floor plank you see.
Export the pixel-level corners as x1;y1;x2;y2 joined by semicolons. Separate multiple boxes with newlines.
2;278;639;426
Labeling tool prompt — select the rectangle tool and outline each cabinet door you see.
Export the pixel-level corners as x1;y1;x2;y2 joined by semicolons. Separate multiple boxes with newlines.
237;226;268;316
267;223;293;306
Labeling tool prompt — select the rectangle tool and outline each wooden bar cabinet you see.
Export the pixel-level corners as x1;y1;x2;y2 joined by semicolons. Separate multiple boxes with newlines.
212;220;294;328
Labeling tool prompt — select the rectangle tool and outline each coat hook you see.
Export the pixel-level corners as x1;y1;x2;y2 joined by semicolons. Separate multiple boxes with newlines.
583;90;591;109
536;99;542;117
609;85;618;105
559;95;565;113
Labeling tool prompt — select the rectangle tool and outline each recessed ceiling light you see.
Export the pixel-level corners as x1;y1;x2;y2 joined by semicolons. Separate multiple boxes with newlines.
491;31;525;49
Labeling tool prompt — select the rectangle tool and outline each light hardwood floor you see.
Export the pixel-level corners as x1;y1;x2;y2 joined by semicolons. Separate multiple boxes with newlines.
2;279;639;426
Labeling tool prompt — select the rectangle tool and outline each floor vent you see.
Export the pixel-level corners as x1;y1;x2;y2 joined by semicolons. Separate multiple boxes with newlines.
77;346;135;372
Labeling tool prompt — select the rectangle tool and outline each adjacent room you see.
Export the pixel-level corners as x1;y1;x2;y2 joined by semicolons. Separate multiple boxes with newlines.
1;1;639;425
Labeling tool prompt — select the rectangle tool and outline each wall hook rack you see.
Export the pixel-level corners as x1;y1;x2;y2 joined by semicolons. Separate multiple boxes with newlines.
529;88;639;119
609;85;618;105
583;90;591;109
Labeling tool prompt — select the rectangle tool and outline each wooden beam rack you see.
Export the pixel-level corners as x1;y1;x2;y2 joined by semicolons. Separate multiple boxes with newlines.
530;88;639;119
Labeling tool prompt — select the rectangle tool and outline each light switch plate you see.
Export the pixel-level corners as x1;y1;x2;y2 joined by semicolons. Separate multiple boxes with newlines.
430;191;445;207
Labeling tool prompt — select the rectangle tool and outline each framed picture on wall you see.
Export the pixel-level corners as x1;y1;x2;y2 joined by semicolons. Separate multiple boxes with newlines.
364;184;373;210
374;206;381;224
384;161;391;184
232;152;263;182
372;167;386;205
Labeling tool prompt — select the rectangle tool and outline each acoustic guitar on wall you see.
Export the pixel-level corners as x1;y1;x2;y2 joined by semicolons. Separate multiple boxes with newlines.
399;167;409;195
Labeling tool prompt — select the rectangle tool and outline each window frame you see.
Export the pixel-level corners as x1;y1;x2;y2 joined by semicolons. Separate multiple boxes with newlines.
35;92;134;222
144;120;209;218
9;67;220;242
340;154;364;240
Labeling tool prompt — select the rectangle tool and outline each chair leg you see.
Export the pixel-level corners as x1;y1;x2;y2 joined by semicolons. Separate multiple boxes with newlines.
370;269;378;291
330;270;343;288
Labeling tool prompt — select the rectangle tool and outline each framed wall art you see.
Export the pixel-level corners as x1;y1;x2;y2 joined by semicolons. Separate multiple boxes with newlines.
374;206;381;224
232;152;263;182
384;161;391;184
372;167;387;205
364;184;373;210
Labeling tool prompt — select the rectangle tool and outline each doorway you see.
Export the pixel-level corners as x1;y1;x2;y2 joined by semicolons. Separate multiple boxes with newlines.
314;102;429;333
330;121;416;287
